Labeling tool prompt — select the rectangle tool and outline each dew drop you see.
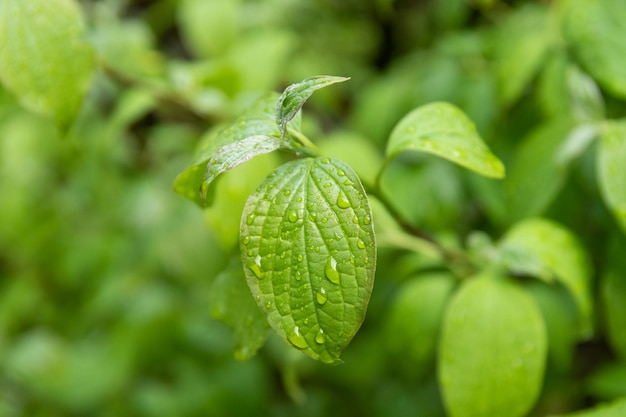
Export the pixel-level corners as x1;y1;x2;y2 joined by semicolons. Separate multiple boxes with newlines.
357;239;366;249
284;190;291;197
321;217;328;223
295;271;302;281
246;255;264;279
334;232;343;240
308;212;317;222
343;179;353;186
337;169;346;177
288;210;299;222
315;328;326;344
297;254;303;262
287;326;308;349
325;257;340;284
242;235;250;245
304;318;309;325
337;193;350;209
350;254;356;264
265;301;272;308
296;197;303;202
247;250;253;256
352;215;359;224
321;158;330;164
316;287;328;305
246;213;256;225
363;215;371;225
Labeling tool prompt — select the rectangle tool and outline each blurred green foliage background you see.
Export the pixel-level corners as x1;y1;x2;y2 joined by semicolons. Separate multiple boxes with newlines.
1;0;626;416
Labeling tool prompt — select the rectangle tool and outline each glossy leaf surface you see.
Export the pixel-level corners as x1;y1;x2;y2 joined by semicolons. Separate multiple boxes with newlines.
386;102;505;178
240;157;375;363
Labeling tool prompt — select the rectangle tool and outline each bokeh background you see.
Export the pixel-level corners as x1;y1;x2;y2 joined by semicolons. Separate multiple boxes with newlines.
1;0;626;416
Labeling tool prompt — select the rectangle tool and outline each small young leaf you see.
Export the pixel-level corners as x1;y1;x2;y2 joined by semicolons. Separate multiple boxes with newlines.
200;135;283;205
602;233;626;360
386;102;505;178
499;217;593;337
597;121;626;233
439;273;547;417
210;261;269;361
0;0;95;128
240;157;376;364
276;76;350;137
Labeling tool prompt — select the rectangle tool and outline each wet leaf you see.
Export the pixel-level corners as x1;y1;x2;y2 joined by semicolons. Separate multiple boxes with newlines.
276;76;350;137
386;102;505;178
240;157;376;363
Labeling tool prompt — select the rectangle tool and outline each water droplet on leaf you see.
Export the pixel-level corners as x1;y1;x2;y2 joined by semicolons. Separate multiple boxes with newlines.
246;213;256;225
325;257;340;285
315;328;326;344
287;326;308;349
288;210;298;222
337;193;350;209
317;287;328;305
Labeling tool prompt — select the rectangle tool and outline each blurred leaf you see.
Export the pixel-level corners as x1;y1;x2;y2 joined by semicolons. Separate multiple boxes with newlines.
276;76;350;137
499;218;593;338
504;119;575;222
178;0;239;58
564;0;626;99
200;135;284;205
386;102;505;178
385;273;455;379
596;120;626;232
526;281;579;372
210;261;270;361
567;65;606;123
588;362;626;401
0;0;95;128
602;234;626;360
439;273;547;417
548;397;626;417
240;157;375;364
494;4;552;106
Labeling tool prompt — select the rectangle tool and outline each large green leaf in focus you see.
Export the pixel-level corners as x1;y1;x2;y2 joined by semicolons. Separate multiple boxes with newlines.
602;234;626;360
439;274;547;417
564;0;626;99
240;157;376;364
210;261;269;361
499;218;593;338
386;102;505;178
597;121;626;233
0;0;95;128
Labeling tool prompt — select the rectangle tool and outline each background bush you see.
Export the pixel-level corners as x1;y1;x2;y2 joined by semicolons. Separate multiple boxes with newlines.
1;0;625;416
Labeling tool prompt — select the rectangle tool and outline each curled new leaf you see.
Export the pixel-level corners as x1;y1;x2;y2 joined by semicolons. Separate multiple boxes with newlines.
276;76;350;137
240;157;375;364
386;102;505;178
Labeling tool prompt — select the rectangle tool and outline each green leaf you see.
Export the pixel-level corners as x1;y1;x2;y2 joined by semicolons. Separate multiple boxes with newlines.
174;93;284;206
200;135;284;205
602;234;626;360
210;261;270;361
178;0;239;58
548;397;626;417
385;102;505;178
385;273;455;378
240;157;376;364
499;217;593;337
275;76;350;137
504;119;575;222
564;0;626;99
494;4;552;106
0;0;95;128
597;121;626;233
439;273;547;417
567;65;606;123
